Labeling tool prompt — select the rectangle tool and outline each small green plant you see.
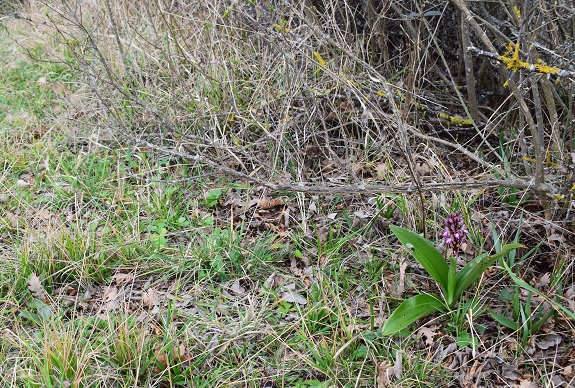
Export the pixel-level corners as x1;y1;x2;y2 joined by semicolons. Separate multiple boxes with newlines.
500;261;575;321
203;188;223;208
488;216;554;348
19;298;53;326
292;379;332;388
147;220;168;249
145;214;192;250
277;300;295;315
382;212;522;335
448;297;486;349
490;286;554;349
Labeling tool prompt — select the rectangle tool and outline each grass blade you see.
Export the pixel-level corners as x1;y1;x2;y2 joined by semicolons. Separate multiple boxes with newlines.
489;309;520;330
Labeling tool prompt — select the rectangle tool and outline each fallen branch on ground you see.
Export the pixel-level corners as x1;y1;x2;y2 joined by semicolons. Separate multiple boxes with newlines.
135;138;550;196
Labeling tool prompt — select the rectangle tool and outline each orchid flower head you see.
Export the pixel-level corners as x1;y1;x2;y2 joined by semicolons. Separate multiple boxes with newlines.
442;211;468;256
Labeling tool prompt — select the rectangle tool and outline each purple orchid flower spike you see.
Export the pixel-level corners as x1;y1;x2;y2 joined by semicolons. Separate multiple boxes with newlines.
442;211;469;256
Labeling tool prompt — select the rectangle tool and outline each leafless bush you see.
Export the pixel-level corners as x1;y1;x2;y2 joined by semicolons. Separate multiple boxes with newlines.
23;0;575;224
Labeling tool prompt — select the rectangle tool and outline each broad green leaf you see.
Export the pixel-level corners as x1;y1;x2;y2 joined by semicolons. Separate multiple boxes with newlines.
502;260;575;320
382;293;446;335
489;310;519;330
454;243;522;301
390;225;449;292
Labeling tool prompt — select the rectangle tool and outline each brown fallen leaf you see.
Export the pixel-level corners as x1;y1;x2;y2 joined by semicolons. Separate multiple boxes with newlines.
308;201;317;213
515;378;539;387
281;290;307;305
417;326;438;346
230;279;246;296
142;288;159;308
103;286;118;302
258;197;284;209
353;210;372;219
33;126;49;139
154;343;190;372
5;212;19;227
377;361;395;388
17;179;30;188
113;273;135;285
538;273;551;288
51;81;71;95
393;260;407;297
536;333;561;350
28;273;48;300
502;363;522;381
35;208;53;220
562;365;574;380
394;350;402;379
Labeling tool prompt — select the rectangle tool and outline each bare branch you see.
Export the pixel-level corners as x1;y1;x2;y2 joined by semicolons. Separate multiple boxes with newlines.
468;46;575;79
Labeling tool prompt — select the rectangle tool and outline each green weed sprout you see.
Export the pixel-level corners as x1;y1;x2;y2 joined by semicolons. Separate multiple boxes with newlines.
382;212;522;335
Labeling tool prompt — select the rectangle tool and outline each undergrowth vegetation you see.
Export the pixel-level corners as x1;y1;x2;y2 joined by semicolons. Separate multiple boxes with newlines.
1;0;574;387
